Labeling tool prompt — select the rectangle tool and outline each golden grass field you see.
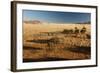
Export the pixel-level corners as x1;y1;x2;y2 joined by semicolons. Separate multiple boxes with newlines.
23;23;91;62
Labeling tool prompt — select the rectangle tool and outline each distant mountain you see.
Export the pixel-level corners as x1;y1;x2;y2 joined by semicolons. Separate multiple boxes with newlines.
76;21;91;24
24;20;43;24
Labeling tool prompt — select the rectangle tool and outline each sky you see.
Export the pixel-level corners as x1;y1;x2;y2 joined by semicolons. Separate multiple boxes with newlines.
23;10;91;24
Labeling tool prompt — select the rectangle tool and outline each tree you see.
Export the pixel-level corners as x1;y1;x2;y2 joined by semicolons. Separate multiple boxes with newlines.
80;26;86;34
74;27;79;34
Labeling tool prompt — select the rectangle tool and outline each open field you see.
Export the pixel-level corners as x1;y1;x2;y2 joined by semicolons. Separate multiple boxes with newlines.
23;23;91;62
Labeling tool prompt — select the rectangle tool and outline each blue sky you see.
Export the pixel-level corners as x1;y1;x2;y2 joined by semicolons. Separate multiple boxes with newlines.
23;10;91;24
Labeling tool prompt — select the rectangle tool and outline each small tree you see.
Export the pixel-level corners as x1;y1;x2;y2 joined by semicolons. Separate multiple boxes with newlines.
74;27;79;34
80;26;86;34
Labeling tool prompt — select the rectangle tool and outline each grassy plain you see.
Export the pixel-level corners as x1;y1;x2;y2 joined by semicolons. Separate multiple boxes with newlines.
23;23;91;62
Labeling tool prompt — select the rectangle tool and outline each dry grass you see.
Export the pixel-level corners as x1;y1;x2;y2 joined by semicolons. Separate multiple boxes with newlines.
23;23;91;62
